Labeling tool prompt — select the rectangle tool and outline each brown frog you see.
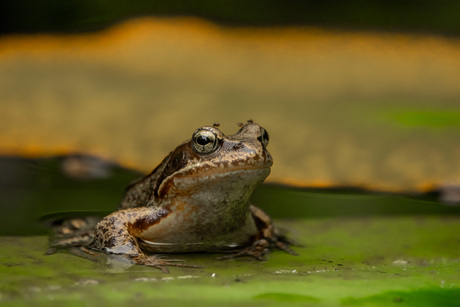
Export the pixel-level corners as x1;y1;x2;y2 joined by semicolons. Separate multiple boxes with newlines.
50;121;294;272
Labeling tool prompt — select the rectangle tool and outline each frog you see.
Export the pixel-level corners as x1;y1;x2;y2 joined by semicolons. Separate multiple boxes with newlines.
49;121;294;272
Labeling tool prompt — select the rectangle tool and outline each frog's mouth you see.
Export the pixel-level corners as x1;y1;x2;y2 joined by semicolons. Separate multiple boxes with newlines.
174;164;271;182
183;160;272;175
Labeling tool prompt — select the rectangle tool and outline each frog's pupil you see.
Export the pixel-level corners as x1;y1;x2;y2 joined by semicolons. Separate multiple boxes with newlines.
197;135;210;145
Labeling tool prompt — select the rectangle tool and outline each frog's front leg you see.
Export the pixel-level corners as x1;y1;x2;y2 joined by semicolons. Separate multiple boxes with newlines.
88;207;196;272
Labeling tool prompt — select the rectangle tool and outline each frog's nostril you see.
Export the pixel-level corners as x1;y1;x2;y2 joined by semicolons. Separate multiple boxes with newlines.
233;142;244;150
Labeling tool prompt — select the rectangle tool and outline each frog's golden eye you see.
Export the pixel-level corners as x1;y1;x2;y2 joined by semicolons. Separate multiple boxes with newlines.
192;129;220;154
258;128;269;148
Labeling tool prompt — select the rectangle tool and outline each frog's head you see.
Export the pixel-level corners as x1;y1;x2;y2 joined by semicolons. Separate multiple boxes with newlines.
153;121;273;200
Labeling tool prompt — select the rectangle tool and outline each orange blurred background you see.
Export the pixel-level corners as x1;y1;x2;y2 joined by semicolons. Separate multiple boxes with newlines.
1;18;460;192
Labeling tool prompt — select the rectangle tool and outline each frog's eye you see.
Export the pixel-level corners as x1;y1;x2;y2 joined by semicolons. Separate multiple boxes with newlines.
192;129;220;154
258;128;269;148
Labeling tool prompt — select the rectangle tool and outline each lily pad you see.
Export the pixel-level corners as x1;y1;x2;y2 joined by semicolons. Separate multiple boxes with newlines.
0;156;459;306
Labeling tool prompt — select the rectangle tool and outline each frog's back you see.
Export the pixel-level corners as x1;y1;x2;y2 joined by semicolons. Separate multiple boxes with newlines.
119;154;170;209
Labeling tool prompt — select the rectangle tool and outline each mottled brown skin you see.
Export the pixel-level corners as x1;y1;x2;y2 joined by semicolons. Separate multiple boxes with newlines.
56;122;294;272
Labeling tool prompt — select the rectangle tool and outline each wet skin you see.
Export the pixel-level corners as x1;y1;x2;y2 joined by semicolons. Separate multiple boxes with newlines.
50;121;294;272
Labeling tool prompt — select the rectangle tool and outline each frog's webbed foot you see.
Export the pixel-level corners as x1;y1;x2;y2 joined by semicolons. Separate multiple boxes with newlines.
218;235;298;261
46;242;106;263
46;216;102;263
67;246;106;262
217;239;270;261
132;254;201;273
47;217;100;247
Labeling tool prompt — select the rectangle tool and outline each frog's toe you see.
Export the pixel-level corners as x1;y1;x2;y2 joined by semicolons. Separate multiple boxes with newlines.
217;239;270;261
217;250;266;261
274;240;298;255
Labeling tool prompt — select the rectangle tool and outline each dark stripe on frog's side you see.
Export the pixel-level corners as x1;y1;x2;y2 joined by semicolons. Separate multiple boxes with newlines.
153;143;194;199
120;143;193;209
119;156;170;209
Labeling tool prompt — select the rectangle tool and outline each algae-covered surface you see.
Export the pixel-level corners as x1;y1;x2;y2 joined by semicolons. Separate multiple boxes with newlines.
1;215;459;307
1;212;459;306
0;157;459;306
